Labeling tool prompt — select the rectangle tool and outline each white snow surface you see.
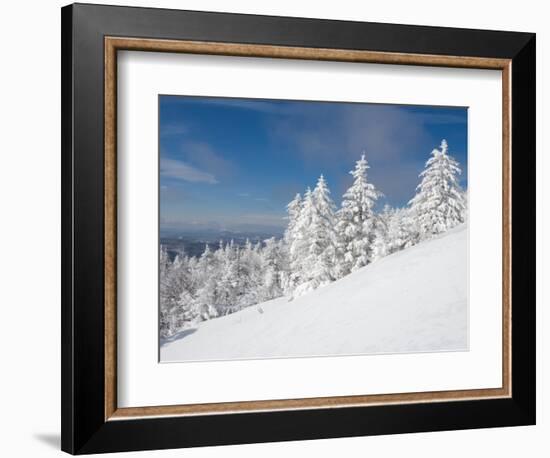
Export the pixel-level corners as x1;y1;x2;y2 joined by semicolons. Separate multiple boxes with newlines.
161;224;468;362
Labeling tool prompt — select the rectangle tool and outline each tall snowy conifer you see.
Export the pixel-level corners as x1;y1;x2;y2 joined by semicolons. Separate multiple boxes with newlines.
307;174;337;286
460;188;468;222
409;139;466;239
288;187;314;292
335;153;380;275
371;205;391;262
194;244;219;320
284;193;302;243
258;237;285;301
281;193;302;293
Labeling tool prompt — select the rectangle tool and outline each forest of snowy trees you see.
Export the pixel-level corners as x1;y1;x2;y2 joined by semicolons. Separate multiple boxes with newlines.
160;139;467;338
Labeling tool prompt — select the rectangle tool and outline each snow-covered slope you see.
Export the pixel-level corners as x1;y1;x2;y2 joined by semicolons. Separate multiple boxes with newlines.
161;224;468;362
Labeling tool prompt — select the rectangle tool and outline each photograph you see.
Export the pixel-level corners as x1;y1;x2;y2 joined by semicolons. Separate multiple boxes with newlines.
158;96;469;362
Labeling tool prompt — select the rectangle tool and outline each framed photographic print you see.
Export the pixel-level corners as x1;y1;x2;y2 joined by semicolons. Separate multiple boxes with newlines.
61;3;536;454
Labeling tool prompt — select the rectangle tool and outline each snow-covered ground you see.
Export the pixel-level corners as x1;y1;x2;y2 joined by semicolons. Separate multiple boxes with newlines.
161;224;468;362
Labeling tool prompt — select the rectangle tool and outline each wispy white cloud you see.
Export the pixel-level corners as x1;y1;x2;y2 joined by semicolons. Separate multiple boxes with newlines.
181;141;238;179
269;104;433;164
160;122;190;137
265;103;467;205
160;158;218;184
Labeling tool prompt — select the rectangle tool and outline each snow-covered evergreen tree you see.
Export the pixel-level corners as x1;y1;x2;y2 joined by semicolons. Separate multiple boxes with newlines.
160;246;203;337
159;245;177;337
215;242;240;315
288;177;338;296
460;188;469;222
371;206;420;259
371;205;391;261
234;239;262;308
258;237;285;302
388;207;417;252
335;154;381;275
281;193;302;294
284;193;302;244
193;244;220;320
307;174;337;286
409;139;466;240
287;187;314;293
160;245;170;279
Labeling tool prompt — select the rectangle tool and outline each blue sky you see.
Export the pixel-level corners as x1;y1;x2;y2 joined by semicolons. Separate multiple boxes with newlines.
160;95;467;233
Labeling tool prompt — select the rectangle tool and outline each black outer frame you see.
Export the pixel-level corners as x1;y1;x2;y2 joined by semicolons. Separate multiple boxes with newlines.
61;3;536;454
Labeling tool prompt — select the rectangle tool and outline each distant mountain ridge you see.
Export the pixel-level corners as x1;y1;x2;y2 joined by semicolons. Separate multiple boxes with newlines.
161;228;283;259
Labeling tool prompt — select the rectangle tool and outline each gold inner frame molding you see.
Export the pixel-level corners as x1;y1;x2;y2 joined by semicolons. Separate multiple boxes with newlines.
104;36;512;421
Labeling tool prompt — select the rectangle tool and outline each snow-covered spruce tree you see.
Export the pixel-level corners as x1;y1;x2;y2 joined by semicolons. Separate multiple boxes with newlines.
214;241;240;316
281;193;302;294
384;207;417;253
235;239;263;309
176;255;203;322
335;154;381;276
159;245;176;337
160;247;201;337
306;174;337;287
160;245;170;279
460;188;469;222
258;237;285;302
371;205;392;262
287;187;314;293
288;175;338;296
284;193;302;244
288;187;315;295
409;139;466;240
193;244;220;320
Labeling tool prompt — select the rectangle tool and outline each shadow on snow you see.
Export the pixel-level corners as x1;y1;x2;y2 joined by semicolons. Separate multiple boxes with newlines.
160;327;197;347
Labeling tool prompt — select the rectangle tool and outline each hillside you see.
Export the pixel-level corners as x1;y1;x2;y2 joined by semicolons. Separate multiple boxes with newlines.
161;224;468;362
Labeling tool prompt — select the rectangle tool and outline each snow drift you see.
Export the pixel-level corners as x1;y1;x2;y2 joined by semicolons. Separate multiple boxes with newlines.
160;223;468;362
